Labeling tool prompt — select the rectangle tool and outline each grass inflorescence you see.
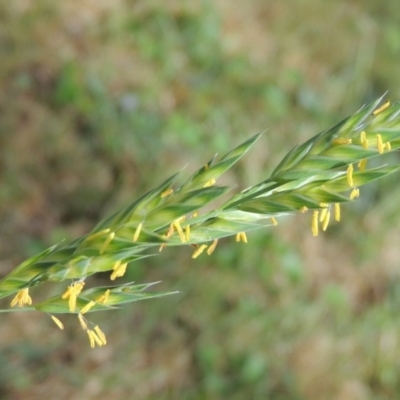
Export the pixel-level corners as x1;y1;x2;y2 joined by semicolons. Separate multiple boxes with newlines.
1;95;400;348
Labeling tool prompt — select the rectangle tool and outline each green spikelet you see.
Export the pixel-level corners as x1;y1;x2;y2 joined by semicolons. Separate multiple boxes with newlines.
2;96;400;347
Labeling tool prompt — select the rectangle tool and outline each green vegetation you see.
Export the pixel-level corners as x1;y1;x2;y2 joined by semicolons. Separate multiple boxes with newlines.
1;1;400;399
1;96;400;323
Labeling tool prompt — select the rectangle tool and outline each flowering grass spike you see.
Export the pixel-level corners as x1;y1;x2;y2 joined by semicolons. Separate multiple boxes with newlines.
1;95;400;347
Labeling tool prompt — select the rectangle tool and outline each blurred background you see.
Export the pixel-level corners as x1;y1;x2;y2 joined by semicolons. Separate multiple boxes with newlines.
1;1;400;399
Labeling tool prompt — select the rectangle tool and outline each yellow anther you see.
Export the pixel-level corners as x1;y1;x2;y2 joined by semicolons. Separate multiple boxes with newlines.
10;288;32;308
74;281;85;294
86;229;111;241
350;188;360;199
70;286;86;313
159;242;167;252
333;138;352;145
322;211;331;231
94;325;107;345
78;313;88;330
81;301;96;315
207;239;218;255
192;211;199;218
300;206;308;213
110;262;127;280
87;330;104;348
270;217;278;226
235;232;248;243
61;285;73;299
96;289;110;304
360;131;369;149
63;281;85;312
347;164;354;187
63;281;85;298
100;232;115;254
132;222;143;242
69;295;77;313
50;315;64;330
385;141;392;151
376;134;384;154
111;260;121;271
373;100;390;115
358;159;367;172
203;178;216;187
87;330;95;348
161;188;174;197
185;225;191;242
173;219;186;243
192;244;208;259
319;207;328;223
165;224;174;238
91;331;104;347
334;203;341;222
311;210;319;237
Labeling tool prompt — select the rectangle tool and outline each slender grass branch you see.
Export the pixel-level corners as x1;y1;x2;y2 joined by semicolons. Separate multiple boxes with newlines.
1;95;400;347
